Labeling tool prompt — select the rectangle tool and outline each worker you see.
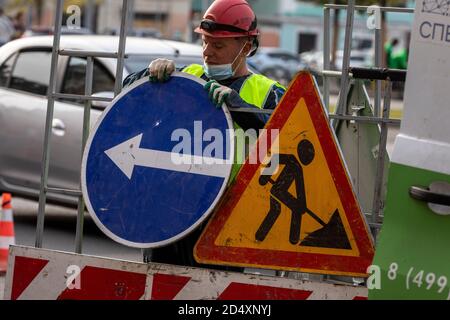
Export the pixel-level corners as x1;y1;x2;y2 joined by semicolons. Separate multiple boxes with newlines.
391;47;408;70
384;38;406;69
123;0;286;267
124;0;285;130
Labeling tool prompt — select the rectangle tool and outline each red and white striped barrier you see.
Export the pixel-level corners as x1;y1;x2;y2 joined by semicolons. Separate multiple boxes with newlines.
4;245;367;300
0;193;15;273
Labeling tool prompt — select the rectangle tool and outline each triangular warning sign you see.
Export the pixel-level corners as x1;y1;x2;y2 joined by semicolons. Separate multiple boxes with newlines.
194;72;374;277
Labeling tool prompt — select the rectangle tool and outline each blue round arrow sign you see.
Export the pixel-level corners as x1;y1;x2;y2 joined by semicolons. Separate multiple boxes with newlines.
81;73;234;248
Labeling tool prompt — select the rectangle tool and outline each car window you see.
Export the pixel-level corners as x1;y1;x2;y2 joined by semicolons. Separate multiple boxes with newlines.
125;54;203;74
9;50;52;95
62;56;115;98
125;55;160;74
0;53;16;87
267;52;297;62
353;39;372;50
267;53;281;59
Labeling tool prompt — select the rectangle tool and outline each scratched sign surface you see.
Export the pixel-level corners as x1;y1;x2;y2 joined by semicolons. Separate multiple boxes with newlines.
195;72;374;277
81;73;234;248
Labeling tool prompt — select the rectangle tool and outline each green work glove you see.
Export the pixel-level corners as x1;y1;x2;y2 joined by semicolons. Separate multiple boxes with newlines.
204;80;232;108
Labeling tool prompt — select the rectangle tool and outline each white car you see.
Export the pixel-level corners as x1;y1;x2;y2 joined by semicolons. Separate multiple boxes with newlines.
0;35;203;205
301;49;373;73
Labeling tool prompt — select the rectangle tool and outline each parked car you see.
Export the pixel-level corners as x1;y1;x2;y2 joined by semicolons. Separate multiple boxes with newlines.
248;47;306;86
0;35;203;206
301;49;373;74
335;50;374;70
103;27;162;39
21;26;94;37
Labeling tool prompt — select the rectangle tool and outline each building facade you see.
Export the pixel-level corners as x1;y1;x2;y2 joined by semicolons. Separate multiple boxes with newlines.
3;0;193;41
97;0;192;40
1;0;415;53
255;0;415;55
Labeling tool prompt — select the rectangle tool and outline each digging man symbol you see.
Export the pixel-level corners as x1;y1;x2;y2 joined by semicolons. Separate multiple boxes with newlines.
256;138;351;249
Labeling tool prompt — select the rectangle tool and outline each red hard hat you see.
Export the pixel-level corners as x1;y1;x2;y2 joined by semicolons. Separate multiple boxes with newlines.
195;0;259;38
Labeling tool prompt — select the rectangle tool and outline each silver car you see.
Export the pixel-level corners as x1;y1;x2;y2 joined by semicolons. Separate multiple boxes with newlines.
0;35;203;206
248;47;306;86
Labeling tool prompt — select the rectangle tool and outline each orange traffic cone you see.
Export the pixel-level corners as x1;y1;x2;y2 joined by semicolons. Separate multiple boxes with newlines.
0;193;15;273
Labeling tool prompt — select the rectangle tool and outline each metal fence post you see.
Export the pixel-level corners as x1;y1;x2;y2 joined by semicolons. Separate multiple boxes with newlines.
74;56;94;254
374;20;383;117
370;80;392;236
35;0;64;248
323;7;331;111
114;0;131;96
331;0;355;130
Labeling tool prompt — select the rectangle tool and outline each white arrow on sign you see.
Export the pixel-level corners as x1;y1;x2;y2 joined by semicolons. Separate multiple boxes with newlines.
104;134;230;180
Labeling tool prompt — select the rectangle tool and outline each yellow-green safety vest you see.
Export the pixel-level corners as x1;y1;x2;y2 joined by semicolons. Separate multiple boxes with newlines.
182;64;285;182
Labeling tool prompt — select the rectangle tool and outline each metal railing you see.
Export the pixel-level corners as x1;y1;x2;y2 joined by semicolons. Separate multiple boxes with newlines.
35;0;132;254
32;0;289;259
323;3;413;117
322;2;414;238
34;1;412;272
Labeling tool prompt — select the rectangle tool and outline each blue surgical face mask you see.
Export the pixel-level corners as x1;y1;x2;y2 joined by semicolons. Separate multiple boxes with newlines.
204;42;247;81
203;63;233;81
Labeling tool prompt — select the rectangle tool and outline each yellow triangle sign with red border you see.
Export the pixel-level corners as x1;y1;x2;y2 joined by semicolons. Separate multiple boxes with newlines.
194;72;374;277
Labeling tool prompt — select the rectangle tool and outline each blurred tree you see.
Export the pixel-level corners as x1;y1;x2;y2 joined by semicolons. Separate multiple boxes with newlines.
301;0;406;68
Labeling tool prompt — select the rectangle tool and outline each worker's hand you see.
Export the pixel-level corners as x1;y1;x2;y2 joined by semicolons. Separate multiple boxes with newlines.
148;58;175;82
204;80;233;108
